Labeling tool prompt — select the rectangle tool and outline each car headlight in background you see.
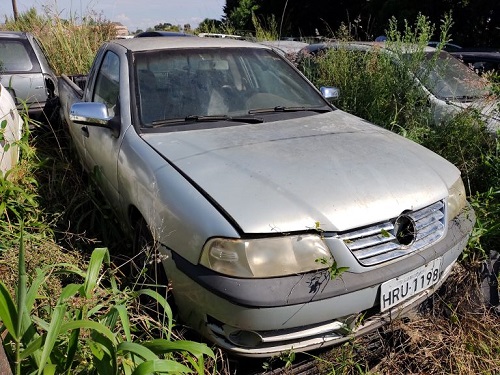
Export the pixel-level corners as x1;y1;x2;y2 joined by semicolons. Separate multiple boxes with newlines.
199;234;331;278
447;177;467;221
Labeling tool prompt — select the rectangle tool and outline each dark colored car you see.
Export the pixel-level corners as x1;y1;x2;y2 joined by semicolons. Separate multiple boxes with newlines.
427;41;462;52
134;31;194;38
450;50;500;75
426;42;500;75
0;31;58;121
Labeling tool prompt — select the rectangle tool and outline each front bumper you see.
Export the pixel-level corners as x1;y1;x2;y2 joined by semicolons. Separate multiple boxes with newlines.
162;207;474;357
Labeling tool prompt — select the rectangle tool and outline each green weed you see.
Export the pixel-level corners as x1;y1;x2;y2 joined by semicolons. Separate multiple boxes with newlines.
0;236;215;374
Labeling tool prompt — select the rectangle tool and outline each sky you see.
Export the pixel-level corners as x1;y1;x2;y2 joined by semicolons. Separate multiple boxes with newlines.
2;0;226;32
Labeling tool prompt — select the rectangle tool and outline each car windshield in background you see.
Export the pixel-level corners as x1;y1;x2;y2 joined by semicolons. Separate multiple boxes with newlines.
418;51;488;101
134;47;330;126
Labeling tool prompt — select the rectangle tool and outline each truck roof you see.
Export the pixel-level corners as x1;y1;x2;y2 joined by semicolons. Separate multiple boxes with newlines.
0;31;31;39
110;36;269;52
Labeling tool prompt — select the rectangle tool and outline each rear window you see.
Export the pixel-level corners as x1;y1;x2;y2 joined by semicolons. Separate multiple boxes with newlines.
0;40;35;72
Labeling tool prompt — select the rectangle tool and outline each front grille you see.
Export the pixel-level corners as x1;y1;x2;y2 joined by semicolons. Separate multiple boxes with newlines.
339;201;445;266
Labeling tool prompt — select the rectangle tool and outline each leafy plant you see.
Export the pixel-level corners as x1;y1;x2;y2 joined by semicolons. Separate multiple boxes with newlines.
0;235;215;374
316;257;349;281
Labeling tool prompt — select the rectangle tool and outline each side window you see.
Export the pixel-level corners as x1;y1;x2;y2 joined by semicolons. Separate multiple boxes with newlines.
93;51;120;116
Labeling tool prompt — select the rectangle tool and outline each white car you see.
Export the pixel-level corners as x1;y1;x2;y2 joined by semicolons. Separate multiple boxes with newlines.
300;41;500;133
0;83;23;175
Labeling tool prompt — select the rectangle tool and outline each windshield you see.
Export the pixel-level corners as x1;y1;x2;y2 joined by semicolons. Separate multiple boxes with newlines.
419;51;488;100
134;47;329;126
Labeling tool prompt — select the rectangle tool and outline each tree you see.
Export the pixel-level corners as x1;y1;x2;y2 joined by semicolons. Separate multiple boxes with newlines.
223;0;499;46
153;22;180;32
227;0;259;32
196;18;224;33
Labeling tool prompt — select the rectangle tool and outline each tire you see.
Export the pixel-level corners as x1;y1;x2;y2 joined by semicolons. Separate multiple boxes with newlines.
127;217;177;325
132;217;168;289
479;249;499;312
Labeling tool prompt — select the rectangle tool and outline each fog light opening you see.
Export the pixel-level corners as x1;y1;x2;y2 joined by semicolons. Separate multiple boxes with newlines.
227;329;263;348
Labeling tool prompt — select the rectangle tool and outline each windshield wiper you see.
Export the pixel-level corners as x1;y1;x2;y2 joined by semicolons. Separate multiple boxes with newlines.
151;114;263;127
248;106;332;114
184;115;264;123
442;95;483;103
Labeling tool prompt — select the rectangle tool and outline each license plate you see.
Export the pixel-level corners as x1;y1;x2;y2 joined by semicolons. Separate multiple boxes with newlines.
380;258;442;312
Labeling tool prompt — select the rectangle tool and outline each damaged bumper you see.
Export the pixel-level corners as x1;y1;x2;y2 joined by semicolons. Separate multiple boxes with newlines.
163;206;475;357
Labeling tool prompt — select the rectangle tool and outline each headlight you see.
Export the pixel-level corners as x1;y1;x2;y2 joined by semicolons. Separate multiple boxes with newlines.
199;234;331;278
447;177;467;221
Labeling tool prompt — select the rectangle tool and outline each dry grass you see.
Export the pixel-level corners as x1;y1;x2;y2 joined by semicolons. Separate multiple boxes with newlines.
0;240;83;299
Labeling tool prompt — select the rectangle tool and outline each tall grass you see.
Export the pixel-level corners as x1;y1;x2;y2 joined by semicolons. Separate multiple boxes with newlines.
252;13;279;41
2;7;116;75
299;14;456;143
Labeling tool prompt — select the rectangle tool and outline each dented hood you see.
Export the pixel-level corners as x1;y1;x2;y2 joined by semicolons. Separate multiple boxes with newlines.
143;111;460;233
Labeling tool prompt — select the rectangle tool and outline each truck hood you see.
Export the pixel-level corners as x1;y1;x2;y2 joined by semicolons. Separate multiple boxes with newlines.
143;111;460;233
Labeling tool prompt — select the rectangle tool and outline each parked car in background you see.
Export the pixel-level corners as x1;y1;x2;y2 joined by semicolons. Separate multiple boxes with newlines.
0;31;58;122
427;41;500;75
427;41;462;52
134;31;194;37
58;37;474;357
258;40;308;60
450;50;500;75
0;83;23;175
300;41;500;133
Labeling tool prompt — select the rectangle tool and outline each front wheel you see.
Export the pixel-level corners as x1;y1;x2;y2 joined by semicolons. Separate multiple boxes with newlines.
480;249;499;313
132;218;174;316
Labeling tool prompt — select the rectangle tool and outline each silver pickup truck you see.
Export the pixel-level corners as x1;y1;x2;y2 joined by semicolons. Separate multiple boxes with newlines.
0;31;58;121
58;37;475;357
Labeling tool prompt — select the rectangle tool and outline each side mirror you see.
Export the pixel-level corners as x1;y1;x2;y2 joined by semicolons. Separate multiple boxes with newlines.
70;102;120;137
320;86;340;101
70;102;111;125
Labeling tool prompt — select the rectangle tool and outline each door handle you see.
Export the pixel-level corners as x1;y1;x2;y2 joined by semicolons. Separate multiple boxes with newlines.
81;126;89;138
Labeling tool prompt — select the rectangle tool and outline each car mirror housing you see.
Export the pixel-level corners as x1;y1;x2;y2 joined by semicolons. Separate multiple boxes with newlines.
70;102;121;137
70;102;112;126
